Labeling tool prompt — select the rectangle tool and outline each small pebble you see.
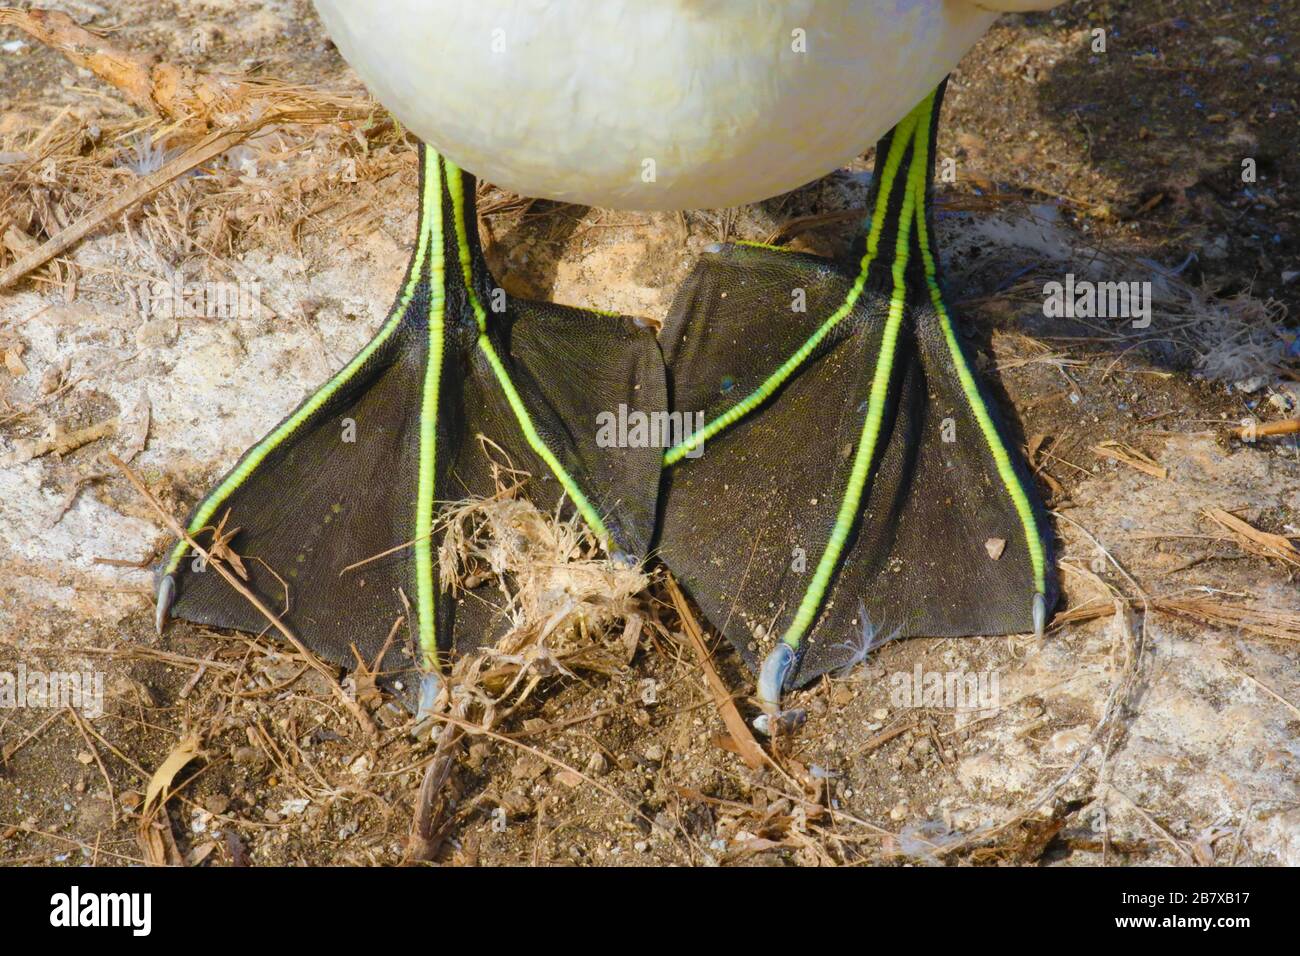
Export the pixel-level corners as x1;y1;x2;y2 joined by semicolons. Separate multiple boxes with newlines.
555;770;584;789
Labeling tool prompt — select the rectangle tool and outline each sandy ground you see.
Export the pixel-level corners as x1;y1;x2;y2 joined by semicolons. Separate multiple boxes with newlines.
1;1;1298;867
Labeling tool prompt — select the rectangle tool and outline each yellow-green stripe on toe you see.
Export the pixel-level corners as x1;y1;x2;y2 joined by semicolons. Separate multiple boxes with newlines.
906;94;1048;598
663;109;922;466
778;122;921;653
413;147;447;671
444;157;616;547
162;155;440;579
776;87;1048;656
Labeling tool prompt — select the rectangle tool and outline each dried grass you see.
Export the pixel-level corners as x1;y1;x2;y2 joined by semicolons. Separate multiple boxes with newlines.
0;7;401;294
437;481;649;700
1153;596;1300;643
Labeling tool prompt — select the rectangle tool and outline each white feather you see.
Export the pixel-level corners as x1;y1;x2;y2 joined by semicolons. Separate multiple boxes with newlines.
313;0;1004;210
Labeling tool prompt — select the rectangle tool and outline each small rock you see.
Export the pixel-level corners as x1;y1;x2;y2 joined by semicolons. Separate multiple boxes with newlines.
375;701;408;729
232;746;263;769
1203;235;1229;260
511;755;548;781
203;794;230;816
1;345;27;374
555;770;584;789
499;791;532;817
1047;724;1092;755
38;362;64;394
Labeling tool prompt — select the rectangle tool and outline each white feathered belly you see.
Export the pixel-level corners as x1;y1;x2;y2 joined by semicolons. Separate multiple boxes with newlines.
313;0;1003;210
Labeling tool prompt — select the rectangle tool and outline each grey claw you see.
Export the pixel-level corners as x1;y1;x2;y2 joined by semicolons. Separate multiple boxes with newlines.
1032;592;1047;639
754;643;799;736
155;574;175;635
756;642;795;709
703;242;724;254
415;670;444;724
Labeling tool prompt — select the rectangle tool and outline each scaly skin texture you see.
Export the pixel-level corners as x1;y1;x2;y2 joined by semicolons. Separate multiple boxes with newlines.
313;0;1006;210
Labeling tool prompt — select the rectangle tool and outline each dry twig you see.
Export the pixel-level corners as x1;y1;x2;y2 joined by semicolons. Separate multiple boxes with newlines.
664;574;771;772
